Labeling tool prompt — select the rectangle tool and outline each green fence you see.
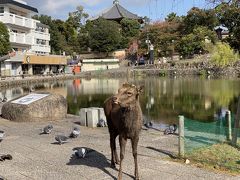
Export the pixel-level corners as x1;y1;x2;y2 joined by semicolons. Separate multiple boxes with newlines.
182;114;240;154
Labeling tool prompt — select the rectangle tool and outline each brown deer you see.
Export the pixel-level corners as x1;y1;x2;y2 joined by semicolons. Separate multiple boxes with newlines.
103;83;143;180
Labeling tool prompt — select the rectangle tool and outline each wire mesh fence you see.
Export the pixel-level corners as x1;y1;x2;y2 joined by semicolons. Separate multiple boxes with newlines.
180;114;240;173
182;115;240;154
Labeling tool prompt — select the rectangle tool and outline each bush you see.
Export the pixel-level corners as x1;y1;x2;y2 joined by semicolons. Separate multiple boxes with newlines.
211;42;239;67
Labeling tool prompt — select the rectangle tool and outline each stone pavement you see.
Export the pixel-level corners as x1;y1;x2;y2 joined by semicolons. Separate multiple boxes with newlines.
0;115;239;180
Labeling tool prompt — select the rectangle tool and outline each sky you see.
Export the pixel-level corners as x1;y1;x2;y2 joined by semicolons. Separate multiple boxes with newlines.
23;0;214;21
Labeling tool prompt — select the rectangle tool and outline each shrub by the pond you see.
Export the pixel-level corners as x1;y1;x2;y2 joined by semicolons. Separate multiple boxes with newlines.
211;42;239;67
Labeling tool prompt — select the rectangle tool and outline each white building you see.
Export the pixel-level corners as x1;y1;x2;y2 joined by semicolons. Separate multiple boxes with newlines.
0;0;66;76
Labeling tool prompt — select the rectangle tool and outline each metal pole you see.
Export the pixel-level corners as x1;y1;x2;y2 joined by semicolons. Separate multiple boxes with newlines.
226;110;232;141
178;115;185;158
232;97;240;146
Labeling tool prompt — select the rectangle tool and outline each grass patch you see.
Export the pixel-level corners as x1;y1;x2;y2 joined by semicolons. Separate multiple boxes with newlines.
187;143;240;174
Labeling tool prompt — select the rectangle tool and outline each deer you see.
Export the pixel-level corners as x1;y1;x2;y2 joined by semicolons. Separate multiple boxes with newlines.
103;83;143;180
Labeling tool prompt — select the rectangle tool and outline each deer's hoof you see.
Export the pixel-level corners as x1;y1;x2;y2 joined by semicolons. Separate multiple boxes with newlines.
115;160;120;165
110;163;116;168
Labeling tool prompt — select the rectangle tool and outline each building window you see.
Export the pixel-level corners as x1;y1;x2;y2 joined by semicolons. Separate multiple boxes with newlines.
0;7;4;13
36;39;47;45
35;26;45;33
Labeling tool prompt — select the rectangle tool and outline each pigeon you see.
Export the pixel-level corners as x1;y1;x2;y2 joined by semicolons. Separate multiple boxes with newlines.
73;147;94;159
144;121;153;129
55;135;69;145
29;86;35;93
164;124;177;135
69;127;80;138
97;119;107;127
0;131;5;142
0;97;7;103
41;125;53;134
2;97;7;103
0;154;12;161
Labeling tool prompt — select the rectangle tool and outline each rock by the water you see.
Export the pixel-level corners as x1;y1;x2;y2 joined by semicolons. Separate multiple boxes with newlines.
1;93;67;122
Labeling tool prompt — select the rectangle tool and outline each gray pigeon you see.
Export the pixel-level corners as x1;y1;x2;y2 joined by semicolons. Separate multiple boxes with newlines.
73;147;94;158
41;125;53;134
164;124;177;135
0;131;5;142
55;135;69;145
2;97;7;103
69;127;80;138
97;119;107;127
0;154;12;161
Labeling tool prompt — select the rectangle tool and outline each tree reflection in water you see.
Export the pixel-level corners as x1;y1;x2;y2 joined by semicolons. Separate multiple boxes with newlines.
2;77;240;126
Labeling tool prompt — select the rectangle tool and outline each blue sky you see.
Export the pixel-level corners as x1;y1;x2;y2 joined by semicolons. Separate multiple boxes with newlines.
24;0;213;21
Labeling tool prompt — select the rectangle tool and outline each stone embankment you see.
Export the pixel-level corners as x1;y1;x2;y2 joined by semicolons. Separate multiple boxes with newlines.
0;60;240;88
132;60;240;78
0;73;90;87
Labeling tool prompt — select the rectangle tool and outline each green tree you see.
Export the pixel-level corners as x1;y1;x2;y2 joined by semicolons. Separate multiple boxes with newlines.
120;18;141;48
51;19;69;54
77;21;92;52
183;7;218;34
32;14;52;26
87;18;122;53
0;22;10;56
165;12;183;23
211;42;239;67
215;2;240;50
140;21;181;57
68;5;89;30
177;26;217;57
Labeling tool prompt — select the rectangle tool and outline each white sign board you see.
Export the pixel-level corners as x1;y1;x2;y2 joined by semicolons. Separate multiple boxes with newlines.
11;93;49;105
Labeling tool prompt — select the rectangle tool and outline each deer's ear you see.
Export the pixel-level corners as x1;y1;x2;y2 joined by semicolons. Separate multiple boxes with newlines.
137;85;144;94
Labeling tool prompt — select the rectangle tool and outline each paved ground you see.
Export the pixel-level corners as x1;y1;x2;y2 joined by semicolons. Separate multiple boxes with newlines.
0;115;239;180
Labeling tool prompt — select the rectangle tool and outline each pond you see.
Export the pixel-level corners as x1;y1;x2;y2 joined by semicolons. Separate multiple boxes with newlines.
1;77;240;126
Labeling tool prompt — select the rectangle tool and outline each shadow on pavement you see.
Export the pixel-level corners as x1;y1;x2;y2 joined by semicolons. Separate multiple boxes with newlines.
67;147;135;179
67;147;117;179
146;146;177;159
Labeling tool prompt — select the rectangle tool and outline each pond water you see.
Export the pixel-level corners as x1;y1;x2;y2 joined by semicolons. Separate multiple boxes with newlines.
1;77;240;126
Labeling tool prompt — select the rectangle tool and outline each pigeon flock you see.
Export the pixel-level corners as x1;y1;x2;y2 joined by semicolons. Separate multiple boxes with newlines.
39;125;81;145
143;121;178;135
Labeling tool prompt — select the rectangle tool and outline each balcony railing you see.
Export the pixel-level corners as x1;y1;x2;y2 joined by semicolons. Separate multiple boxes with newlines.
31;30;50;41
0;12;34;29
9;32;32;45
31;44;51;53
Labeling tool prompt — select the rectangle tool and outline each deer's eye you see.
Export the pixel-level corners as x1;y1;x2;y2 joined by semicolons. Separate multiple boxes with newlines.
127;92;132;96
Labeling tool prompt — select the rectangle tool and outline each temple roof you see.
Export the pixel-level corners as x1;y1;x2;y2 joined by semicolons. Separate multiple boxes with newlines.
90;1;142;22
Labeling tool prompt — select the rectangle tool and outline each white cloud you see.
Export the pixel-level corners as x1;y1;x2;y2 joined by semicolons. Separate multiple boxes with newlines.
24;0;148;19
24;0;103;14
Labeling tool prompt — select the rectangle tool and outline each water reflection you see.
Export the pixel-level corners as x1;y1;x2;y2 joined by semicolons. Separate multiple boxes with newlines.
1;77;240;125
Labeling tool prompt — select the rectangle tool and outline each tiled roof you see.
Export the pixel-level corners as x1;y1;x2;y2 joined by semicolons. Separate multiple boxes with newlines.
90;3;142;21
